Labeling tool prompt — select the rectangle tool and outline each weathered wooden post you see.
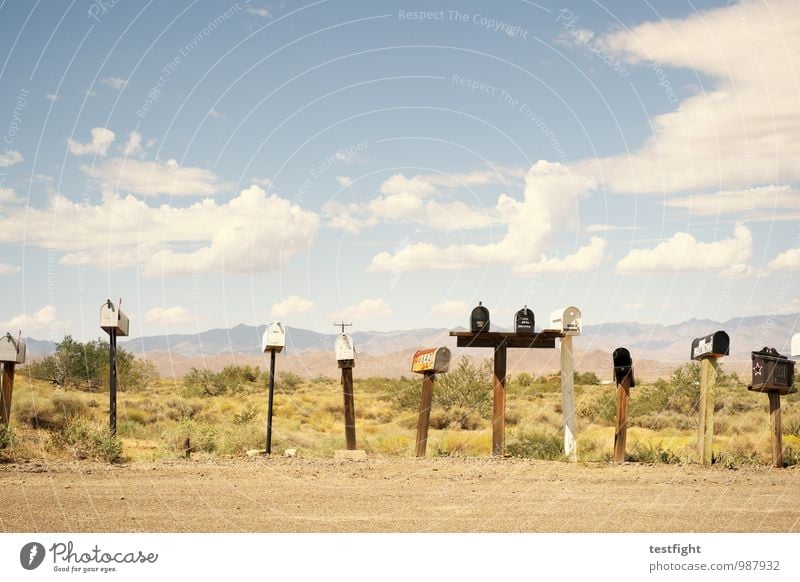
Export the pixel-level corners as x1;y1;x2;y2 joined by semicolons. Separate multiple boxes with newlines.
690;331;729;466
334;323;357;450
412;347;451;457
549;307;582;461
261;321;286;456
611;347;635;464
747;347;796;468
0;332;26;427
99;300;129;437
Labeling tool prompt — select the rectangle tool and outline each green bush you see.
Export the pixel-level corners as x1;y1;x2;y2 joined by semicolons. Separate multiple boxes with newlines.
233;404;259;425
626;442;680;464
515;372;534;387
61;420;122;462
574;371;600;385
277;371;303;393
162;420;218;454
506;431;565;460
0;424;13;449
183;368;227;396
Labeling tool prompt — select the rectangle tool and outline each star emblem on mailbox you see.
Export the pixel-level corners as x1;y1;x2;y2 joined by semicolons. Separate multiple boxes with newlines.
753;362;763;376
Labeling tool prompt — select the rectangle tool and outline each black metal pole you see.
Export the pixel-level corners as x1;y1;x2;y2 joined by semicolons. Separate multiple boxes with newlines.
265;349;276;455
109;328;117;437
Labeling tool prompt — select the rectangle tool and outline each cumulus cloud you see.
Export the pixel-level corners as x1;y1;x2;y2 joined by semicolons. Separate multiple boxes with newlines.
768;248;800;272
616;224;752;274
270;295;314;317
331;298;392;321
145;306;194;325
0;187;21;205
100;77;128;91
0;262;20;275
0;185;319;276
431;300;469;316
514;237;607;275
82;157;224;196
120;131;144;157
246;6;271;17
335;176;353;188
664;186;800;218
68;127;115;156
0;150;23;167
2;305;62;330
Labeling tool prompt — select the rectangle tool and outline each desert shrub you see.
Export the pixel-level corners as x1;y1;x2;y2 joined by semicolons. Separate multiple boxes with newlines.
183;368;227;396
782;446;800;467
515;372;534;387
61;420;122;462
217;424;263;455
429;407;484;430
385;376;423;411
506;431;564;460
577;388;616;425
165;398;203;421
233;404;259;425
784;418;800;438
626;442;680;464
162;420;218;454
574;371;600;385
277;371;303;393
435;357;492;415
0;424;13;449
15;394;87;431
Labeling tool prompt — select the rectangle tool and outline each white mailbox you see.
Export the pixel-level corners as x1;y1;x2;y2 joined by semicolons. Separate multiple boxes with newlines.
99;300;129;337
548;306;582;336
335;334;355;368
262;321;286;353
792;333;800;357
0;333;25;364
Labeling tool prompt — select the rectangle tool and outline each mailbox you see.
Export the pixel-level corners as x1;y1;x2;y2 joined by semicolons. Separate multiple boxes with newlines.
335;334;355;368
792;333;800;357
690;331;729;360
514;306;535;335
470;302;490;333
262;321;286;353
99;300;129;337
548;306;581;336
411;347;451;374
612;347;634;387
748;347;796;395
0;333;25;364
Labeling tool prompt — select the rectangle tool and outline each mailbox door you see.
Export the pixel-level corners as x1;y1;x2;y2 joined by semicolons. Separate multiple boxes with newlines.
514;308;535;334
470;303;490;333
433;347;451;373
0;336;18;362
335;335;355;361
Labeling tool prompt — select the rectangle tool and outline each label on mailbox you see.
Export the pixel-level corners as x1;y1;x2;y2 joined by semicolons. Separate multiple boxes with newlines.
411;347;451;374
691;331;729;360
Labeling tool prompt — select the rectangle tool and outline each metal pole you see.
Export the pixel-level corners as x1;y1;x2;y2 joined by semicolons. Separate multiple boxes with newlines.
265;349;276;455
109;328;117;437
768;392;783;468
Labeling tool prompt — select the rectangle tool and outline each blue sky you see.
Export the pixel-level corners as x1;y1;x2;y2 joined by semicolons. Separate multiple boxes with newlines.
0;0;798;341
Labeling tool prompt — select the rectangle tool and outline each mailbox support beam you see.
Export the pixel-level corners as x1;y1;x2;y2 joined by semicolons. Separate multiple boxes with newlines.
768;392;783;468
697;357;718;466
109;329;117;437
265;349;277;456
415;371;435;457
560;335;577;461
613;372;632;464
492;339;507;457
341;367;356;450
1;362;15;427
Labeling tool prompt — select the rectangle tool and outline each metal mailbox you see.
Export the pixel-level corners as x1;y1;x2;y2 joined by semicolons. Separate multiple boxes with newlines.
792;333;800;357
748;347;796;395
470;302;490;333
262;321;286;353
0;333;25;364
612;347;635;387
514;306;535;335
335;334;355;368
548;306;581;336
690;330;729;360
411;347;451;374
99;300;129;337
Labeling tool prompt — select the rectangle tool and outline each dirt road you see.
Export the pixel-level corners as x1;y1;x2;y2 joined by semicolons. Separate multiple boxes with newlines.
2;458;799;532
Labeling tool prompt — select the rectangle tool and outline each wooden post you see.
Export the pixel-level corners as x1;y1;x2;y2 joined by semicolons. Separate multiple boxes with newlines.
492;339;507;457
613;372;632;464
1;362;15;426
697;357;718;466
768;392;783;468
560;335;577;461
342;366;356;450
415;371;435;457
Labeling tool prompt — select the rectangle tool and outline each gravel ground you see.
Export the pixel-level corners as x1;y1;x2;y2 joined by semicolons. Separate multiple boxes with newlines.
2;458;799;532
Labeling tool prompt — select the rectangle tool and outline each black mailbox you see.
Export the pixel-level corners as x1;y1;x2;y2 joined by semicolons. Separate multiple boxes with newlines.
690;331;730;361
514;305;535;334
612;347;635;387
470;302;490;333
748;347;796;395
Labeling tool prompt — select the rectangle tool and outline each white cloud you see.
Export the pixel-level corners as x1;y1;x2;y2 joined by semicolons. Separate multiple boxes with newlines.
616;224;752;274
270;295;314;318
572;0;800;194
208;109;226;119
0;185;319;276
250;177;273;188
68;127;115;156
514;237;607;275
246;6;271;17
120;131;143;157
0;187;21;205
336;176;353;188
0;150;23;167
0;262;20;275
2;305;61;330
586;224;643;233
664;185;799;216
45;93;59;102
768;248;800;271
331;298;392;321
100;77;128;91
82;157;224;196
145;306;193;325
431;300;469;316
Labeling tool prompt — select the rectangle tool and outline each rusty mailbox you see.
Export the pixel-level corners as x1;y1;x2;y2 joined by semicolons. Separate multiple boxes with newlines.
690;331;729;361
0;333;25;364
411;347;451;374
748;347;796;395
514;306;535;335
612;347;635;387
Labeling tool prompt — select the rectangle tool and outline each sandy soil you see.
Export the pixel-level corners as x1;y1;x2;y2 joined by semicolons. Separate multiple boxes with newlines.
1;458;799;533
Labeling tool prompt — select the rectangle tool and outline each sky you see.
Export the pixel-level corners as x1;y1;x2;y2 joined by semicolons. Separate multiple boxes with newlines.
0;0;798;342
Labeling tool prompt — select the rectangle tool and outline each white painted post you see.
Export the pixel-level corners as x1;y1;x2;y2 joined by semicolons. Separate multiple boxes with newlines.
560;335;577;461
